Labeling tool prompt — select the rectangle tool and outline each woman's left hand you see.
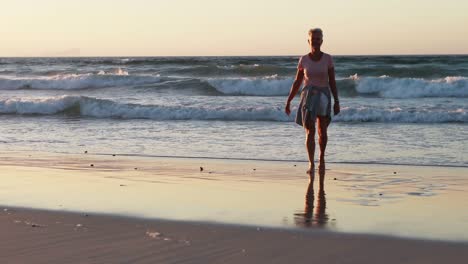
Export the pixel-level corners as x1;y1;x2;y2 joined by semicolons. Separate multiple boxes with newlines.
334;101;340;115
285;102;291;116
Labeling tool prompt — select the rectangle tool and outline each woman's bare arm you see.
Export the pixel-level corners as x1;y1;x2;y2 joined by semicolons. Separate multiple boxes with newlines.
328;67;340;115
285;69;304;115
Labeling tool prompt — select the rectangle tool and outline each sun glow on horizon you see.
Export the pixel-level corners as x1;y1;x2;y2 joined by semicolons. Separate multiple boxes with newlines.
1;0;467;57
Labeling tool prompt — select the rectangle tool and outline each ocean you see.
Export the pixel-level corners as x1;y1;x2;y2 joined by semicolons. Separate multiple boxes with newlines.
0;56;467;167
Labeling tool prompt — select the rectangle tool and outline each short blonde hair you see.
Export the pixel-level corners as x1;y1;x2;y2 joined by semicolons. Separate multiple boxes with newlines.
308;28;323;37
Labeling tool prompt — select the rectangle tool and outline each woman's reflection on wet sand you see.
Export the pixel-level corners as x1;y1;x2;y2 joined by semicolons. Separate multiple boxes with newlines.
294;169;329;227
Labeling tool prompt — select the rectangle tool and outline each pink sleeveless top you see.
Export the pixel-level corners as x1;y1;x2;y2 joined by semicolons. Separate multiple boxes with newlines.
297;53;334;87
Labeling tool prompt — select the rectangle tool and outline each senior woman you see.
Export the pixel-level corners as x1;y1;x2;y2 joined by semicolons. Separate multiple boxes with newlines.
285;28;340;176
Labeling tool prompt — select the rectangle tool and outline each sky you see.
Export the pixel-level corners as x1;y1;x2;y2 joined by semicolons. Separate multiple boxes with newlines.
1;0;467;56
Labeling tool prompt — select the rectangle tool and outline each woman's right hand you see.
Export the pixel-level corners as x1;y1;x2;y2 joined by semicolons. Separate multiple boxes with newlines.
285;101;291;116
334;101;340;115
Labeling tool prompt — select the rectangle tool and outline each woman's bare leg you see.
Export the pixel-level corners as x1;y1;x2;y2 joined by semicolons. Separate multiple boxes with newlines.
305;126;316;174
317;116;331;176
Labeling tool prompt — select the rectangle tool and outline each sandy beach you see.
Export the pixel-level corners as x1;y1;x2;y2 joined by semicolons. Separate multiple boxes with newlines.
2;0;467;262
2;206;468;263
0;151;467;263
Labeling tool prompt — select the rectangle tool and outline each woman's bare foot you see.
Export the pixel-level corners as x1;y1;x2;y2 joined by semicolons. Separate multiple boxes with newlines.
306;163;315;174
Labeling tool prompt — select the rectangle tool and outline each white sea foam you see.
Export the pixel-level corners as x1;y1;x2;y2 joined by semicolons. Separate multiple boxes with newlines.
2;69;466;99
0;96;466;123
0;71;160;90
208;75;468;98
356;76;468;98
349;73;359;80
334;106;467;123
216;64;261;70
97;68;129;75
0;96;289;121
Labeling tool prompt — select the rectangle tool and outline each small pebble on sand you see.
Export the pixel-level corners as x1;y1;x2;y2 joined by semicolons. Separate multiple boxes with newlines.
146;231;161;239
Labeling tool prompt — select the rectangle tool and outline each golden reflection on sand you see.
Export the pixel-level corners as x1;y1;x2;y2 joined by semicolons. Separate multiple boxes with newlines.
294;168;329;228
1;152;468;241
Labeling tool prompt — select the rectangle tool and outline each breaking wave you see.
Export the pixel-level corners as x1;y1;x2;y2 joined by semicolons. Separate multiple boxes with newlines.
0;96;466;123
354;75;468;98
206;76;293;96
206;75;468;98
0;70;161;90
1;70;467;99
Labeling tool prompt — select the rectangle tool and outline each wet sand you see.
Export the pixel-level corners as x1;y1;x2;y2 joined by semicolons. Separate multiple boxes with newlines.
1;206;467;263
0;151;467;262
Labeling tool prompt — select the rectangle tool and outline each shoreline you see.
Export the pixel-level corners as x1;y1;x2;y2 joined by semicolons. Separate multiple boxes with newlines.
80;152;468;168
3;149;468;168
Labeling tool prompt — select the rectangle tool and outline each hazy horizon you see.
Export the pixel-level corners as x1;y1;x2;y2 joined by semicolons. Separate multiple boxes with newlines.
2;53;468;58
2;0;467;57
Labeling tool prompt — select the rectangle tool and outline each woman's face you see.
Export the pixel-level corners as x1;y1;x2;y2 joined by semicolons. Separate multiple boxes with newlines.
308;33;323;49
